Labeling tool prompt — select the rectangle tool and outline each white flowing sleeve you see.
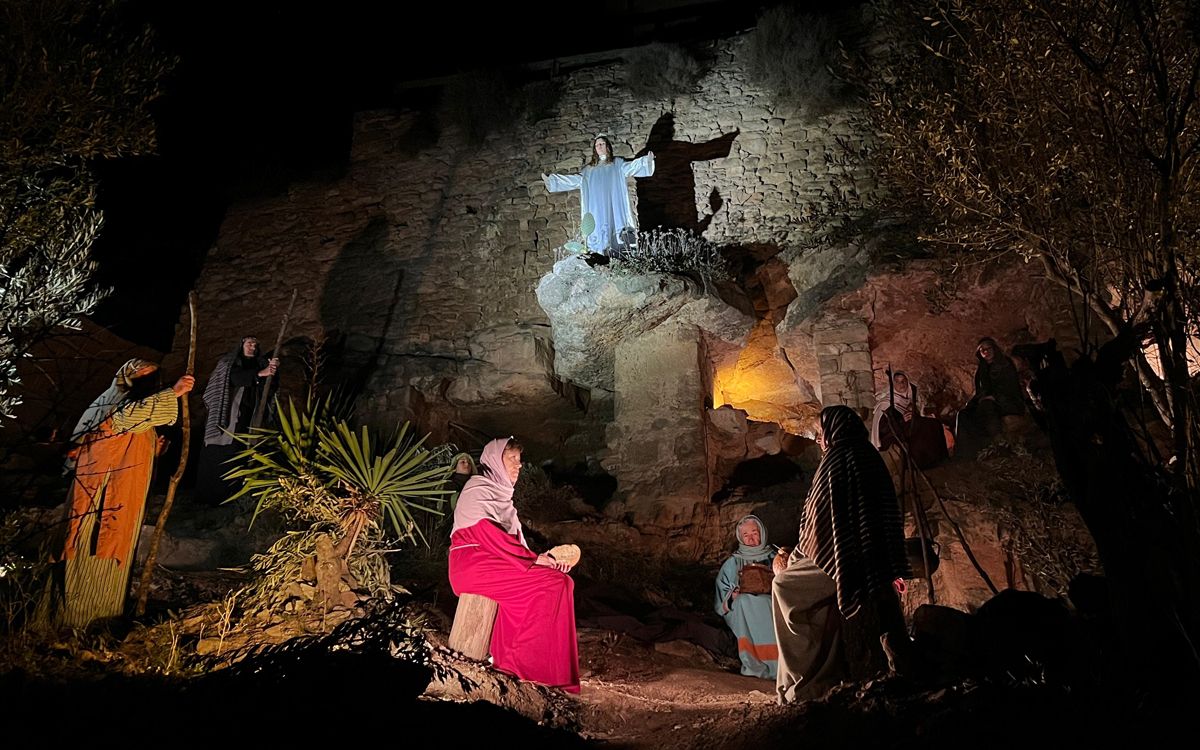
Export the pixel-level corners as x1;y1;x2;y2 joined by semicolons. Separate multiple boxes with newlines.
870;400;885;447
623;153;655;178
543;172;583;193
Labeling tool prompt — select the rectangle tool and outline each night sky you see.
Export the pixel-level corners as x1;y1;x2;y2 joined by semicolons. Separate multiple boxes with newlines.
88;0;780;350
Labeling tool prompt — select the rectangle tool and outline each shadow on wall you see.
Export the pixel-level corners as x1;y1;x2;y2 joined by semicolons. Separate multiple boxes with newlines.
319;216;401;400
635;111;738;235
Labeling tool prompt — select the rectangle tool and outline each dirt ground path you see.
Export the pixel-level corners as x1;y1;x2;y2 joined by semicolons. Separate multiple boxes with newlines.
569;627;784;748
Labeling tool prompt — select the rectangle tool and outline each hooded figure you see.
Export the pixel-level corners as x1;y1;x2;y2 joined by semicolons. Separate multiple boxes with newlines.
872;370;950;468
956;337;1027;454
42;358;191;629
715;514;779;679
870;370;919;449
448;452;478;500
448;437;580;693
772;406;912;704
201;336;272;447
196;336;275;504
970;337;1025;417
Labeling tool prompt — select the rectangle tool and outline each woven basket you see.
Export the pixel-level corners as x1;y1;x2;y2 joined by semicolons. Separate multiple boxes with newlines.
738;563;774;594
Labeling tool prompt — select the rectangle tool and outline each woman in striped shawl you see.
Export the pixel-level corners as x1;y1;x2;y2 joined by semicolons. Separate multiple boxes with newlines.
771;405;912;704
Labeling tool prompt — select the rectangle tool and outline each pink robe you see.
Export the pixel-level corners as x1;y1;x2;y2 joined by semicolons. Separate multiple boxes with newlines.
449;519;580;693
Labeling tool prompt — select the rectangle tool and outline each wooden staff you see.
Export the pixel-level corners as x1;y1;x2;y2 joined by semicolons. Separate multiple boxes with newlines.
251;288;298;429
134;291;197;617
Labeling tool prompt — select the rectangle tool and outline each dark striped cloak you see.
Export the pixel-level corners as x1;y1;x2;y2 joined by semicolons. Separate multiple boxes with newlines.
798;405;912;618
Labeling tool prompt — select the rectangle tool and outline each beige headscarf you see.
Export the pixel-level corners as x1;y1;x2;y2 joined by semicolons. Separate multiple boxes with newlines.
70;358;158;442
871;370;918;447
450;437;526;548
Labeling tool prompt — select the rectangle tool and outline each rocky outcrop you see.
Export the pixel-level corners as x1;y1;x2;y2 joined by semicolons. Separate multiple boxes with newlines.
535;255;754;520
535;255;753;393
705;405;784;489
164;28;1090;580
813;260;1080;419
168;35;886;468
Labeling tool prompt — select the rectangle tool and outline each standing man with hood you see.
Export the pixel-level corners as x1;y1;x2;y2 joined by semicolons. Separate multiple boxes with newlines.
196;336;277;504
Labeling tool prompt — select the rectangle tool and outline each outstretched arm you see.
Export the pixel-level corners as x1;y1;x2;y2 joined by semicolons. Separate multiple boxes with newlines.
623;152;655;178
542;172;583;193
110;376;194;433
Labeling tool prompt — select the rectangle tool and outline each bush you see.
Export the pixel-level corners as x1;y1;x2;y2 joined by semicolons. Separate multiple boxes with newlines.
623;43;703;102
0;0;173;418
744;5;846;115
611;228;731;280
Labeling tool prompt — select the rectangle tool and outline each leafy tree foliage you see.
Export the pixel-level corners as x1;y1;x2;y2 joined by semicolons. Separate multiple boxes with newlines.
862;0;1200;698
0;0;173;417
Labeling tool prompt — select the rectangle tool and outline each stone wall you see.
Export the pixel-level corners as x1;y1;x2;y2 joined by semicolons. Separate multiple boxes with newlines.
604;323;709;517
813;313;874;418
171;31;1085;557
170;36;883;467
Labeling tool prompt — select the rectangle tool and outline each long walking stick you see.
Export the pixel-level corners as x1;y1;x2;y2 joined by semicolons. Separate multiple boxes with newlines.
134;292;198;617
251;288;298;429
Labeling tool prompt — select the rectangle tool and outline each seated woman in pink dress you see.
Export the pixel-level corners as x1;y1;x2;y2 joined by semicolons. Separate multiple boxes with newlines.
448;437;580;693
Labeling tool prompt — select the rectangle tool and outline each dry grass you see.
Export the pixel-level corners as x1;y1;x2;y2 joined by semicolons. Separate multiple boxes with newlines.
744;6;847;115
623;43;703;102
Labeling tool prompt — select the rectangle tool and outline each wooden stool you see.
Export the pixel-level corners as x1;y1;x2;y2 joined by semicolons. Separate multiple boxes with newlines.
448;593;498;661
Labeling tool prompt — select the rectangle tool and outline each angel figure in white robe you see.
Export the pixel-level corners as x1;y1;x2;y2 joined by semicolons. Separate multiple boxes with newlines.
542;134;655;256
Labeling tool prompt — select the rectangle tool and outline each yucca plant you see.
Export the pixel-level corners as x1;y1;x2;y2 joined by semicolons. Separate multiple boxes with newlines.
223;396;454;614
224;393;338;526
316;421;453;557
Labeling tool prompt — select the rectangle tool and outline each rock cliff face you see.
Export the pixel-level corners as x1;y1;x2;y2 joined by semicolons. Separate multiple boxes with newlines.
535;255;755;520
170;33;1093;584
534;256;752;393
169;37;884;469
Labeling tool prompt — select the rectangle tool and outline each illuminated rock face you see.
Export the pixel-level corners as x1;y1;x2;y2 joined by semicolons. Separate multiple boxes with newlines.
533;255;747;393
171;37;882;473
174;36;1083;558
535;253;754;519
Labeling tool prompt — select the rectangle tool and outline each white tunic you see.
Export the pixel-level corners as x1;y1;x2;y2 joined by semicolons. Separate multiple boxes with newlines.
543;153;655;255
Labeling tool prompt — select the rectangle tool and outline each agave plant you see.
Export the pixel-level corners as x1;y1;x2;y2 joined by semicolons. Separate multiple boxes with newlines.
226;396;452;542
316;421;453;557
223;397;456;614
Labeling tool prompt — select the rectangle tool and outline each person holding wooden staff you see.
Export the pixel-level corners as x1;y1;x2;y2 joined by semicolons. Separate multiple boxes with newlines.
41;359;193;628
196;335;277;504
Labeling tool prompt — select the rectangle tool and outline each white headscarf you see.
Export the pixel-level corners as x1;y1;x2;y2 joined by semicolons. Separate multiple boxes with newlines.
871;371;918;448
70;358;158;442
733;514;772;561
450;437;527;548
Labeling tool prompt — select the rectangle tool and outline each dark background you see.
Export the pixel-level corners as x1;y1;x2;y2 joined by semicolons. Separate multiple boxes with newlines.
88;0;786;349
